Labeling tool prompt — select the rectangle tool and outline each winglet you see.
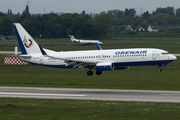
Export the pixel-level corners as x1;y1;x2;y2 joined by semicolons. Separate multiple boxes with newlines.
96;43;102;50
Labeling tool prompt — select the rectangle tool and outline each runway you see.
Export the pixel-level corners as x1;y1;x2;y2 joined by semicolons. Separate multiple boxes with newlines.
0;87;180;103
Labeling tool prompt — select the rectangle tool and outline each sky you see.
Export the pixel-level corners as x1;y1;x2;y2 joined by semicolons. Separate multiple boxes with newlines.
0;0;180;15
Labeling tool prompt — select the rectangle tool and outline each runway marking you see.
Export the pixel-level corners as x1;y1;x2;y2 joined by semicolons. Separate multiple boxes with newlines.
0;92;86;97
160;94;180;96
85;98;180;103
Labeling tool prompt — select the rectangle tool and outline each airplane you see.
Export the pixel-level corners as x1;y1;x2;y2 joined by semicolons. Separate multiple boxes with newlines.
69;35;103;45
13;23;177;76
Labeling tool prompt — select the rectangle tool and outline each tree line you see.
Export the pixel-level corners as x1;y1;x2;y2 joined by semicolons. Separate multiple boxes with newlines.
1;6;180;38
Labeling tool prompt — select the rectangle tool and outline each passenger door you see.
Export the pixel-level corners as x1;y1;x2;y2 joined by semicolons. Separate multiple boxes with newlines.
40;56;44;64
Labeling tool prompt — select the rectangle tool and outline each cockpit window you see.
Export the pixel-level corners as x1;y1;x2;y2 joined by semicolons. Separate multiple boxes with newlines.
161;52;169;55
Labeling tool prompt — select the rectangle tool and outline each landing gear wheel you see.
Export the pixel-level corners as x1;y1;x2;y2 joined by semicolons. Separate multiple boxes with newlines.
158;69;162;72
96;71;102;75
87;71;93;76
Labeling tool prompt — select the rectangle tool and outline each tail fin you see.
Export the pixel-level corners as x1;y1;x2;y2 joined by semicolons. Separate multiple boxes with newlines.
69;35;75;42
13;23;42;55
96;43;102;50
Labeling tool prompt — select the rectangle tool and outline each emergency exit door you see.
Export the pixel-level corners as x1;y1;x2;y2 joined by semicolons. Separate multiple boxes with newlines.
152;51;156;59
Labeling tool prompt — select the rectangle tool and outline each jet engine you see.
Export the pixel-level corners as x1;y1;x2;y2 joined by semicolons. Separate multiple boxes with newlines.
96;62;114;71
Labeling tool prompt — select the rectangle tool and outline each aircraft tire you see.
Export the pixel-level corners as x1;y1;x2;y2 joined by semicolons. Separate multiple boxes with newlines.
87;71;93;76
158;69;162;72
96;71;102;75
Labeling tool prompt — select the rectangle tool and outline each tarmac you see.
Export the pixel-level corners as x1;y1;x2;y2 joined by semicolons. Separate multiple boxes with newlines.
0;87;180;103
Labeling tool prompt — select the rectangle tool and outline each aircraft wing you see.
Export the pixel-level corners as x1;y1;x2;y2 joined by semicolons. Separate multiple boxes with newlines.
39;45;97;69
47;55;97;68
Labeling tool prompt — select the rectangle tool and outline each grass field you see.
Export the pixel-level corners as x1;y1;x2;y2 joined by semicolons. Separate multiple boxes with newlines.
0;37;180;53
0;37;180;90
0;56;179;90
0;37;180;119
1;98;180;120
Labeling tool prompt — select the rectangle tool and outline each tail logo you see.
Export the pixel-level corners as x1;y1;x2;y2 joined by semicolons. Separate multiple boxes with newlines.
23;36;33;48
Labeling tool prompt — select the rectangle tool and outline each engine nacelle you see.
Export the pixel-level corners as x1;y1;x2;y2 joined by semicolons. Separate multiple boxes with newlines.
114;66;129;70
96;62;114;71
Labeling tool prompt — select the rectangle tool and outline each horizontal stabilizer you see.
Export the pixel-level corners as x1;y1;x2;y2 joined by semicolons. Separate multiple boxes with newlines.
19;55;31;58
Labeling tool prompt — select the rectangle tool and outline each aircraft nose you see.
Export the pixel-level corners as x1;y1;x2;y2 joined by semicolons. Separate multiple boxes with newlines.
171;54;177;60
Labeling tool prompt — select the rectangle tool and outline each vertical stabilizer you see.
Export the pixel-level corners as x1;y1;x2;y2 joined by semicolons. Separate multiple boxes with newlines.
13;23;41;55
69;35;75;42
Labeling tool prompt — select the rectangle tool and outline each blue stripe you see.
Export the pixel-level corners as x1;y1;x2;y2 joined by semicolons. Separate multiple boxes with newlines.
25;59;175;69
113;60;174;67
13;24;27;55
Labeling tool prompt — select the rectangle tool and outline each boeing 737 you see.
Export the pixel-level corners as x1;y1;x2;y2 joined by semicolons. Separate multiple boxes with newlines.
13;23;177;76
69;35;103;45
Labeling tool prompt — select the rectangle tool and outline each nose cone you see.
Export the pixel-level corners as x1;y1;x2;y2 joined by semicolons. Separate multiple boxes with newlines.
171;54;177;60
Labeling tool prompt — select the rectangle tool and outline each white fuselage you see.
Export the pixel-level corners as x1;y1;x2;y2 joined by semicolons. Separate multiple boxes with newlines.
21;48;176;69
13;23;177;76
69;35;103;45
72;39;103;45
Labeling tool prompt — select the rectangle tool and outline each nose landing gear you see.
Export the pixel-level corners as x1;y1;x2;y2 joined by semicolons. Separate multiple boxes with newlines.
158;69;162;72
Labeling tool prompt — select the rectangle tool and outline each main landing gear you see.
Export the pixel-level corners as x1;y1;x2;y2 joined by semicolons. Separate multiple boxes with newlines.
87;70;102;76
158;67;162;72
87;70;93;76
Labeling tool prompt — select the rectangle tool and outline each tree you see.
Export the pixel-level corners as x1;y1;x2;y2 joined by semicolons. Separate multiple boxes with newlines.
21;15;42;38
125;8;129;16
142;11;151;19
153;7;175;16
81;10;86;15
71;16;87;36
66;29;72;36
92;12;112;37
7;9;10;15
137;23;148;31
156;13;170;24
153;7;165;15
21;5;31;21
0;12;6;17
41;13;62;38
76;21;98;37
168;16;180;24
165;7;175;16
125;8;136;17
108;9;124;19
0;17;13;36
146;16;156;25
176;8;180;17
59;13;75;37
132;17;145;29
129;8;136;17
